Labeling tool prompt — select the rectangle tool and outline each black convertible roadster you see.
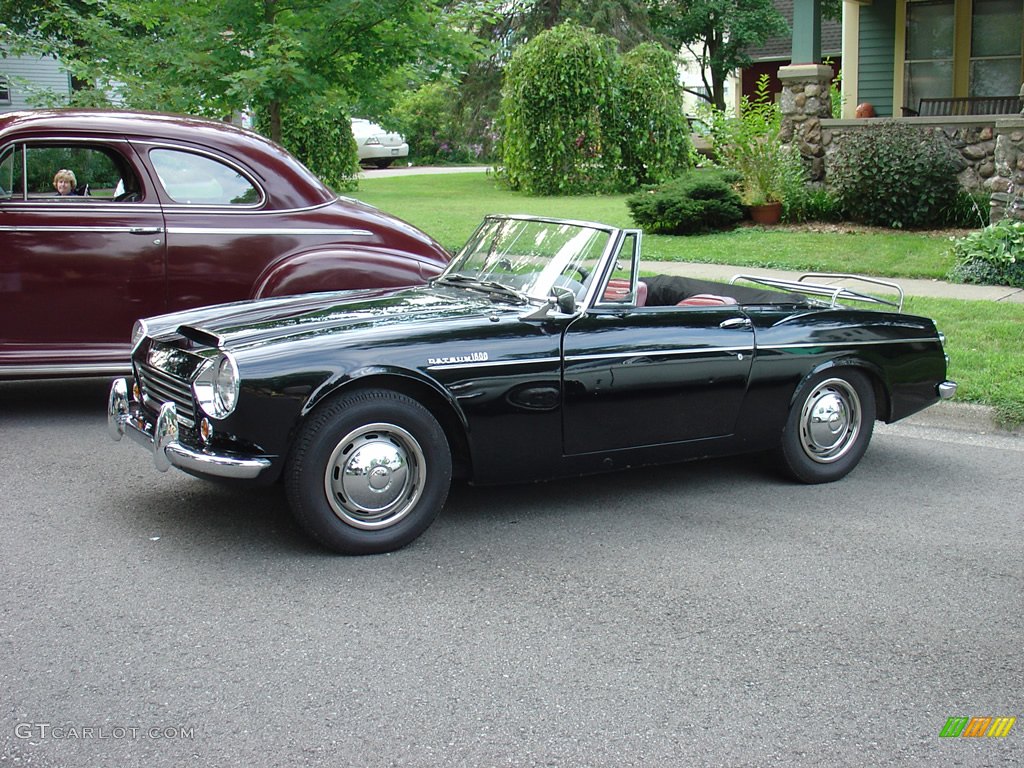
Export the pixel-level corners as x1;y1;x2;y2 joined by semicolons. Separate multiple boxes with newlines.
109;215;956;554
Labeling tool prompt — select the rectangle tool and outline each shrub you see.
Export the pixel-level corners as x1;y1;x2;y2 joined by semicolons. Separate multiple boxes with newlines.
948;218;1024;288
783;184;843;224
827;121;961;228
254;96;358;192
392;80;494;164
627;170;744;235
613;43;692;189
708;75;804;207
499;23;621;195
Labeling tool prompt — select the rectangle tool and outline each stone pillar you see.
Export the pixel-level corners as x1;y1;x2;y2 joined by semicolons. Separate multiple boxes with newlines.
778;63;834;182
990;118;1024;222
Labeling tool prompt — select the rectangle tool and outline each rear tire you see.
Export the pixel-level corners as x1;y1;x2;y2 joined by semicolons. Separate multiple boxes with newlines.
285;389;451;554
778;369;875;484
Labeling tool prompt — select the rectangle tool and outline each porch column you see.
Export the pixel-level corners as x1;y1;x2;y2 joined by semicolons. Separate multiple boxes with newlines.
791;0;822;63
778;64;834;181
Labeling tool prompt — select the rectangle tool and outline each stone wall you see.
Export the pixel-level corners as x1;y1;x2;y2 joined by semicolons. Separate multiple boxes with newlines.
776;64;1024;223
990;119;1024;222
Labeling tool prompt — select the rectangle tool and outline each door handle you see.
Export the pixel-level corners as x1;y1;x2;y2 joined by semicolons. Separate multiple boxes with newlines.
720;317;752;330
129;227;164;235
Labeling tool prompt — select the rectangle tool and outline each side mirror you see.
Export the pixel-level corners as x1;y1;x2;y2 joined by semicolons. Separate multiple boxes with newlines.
521;286;578;321
551;286;577;314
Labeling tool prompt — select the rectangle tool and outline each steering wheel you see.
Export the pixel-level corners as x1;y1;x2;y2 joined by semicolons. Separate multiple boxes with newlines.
561;264;590;283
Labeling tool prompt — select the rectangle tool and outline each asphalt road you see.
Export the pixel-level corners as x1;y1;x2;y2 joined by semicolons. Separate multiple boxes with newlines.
1;378;1021;768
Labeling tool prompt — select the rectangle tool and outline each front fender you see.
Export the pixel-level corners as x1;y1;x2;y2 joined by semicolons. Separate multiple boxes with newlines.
299;366;474;479
252;247;448;298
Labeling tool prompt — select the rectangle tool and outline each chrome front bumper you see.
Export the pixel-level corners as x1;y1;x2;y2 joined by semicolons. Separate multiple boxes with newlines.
107;378;271;480
938;380;957;400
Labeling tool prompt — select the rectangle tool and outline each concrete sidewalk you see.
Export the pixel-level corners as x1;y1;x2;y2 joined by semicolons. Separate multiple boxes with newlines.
640;260;1024;303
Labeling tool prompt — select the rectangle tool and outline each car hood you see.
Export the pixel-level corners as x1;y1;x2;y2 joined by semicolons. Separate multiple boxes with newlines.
149;286;520;351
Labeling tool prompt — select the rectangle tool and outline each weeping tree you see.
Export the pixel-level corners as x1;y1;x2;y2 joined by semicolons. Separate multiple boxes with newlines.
613;42;691;189
499;23;622;195
455;0;655;164
500;23;690;195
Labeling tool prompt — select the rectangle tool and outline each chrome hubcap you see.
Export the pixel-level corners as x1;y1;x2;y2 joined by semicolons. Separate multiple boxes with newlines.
324;423;425;530
798;378;861;464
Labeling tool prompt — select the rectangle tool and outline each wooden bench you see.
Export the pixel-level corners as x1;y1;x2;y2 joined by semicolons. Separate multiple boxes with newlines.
902;95;1022;117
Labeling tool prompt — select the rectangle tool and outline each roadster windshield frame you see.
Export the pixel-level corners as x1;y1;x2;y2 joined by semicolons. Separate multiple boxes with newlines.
436;215;621;305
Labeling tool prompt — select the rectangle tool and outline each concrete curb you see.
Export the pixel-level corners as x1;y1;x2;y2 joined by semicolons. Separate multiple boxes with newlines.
899;401;1023;437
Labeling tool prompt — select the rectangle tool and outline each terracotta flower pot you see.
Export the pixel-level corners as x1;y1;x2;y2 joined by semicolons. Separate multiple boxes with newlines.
749;201;783;225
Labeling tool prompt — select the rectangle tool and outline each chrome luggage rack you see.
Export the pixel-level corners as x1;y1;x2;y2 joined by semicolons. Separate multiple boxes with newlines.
729;273;905;312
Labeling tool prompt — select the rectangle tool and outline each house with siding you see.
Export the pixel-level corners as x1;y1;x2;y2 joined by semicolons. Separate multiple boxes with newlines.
0;52;72;114
842;0;1023;118
764;0;1024;215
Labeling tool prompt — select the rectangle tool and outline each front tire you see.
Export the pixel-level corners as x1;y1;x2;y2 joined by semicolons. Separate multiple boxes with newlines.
286;389;452;554
778;370;876;484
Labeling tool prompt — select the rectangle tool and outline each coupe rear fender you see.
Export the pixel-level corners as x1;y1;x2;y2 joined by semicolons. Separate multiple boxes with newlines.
252;247;448;298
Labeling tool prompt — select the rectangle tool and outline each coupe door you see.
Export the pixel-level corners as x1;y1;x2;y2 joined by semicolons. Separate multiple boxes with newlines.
0;140;165;372
561;306;754;455
143;145;279;310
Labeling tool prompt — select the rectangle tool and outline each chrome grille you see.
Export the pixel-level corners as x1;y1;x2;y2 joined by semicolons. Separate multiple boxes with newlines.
137;360;198;428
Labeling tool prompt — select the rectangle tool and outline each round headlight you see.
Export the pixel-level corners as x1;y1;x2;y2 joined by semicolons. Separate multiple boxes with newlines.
131;319;149;351
213;354;239;415
194;352;239;419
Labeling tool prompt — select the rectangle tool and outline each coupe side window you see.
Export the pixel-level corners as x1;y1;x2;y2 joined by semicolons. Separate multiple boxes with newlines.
0;143;141;201
150;149;260;205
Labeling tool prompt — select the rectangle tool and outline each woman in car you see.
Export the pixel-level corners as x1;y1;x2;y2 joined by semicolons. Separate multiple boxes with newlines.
53;168;81;196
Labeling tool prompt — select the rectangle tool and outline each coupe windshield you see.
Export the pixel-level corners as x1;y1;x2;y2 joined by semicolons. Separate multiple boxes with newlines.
437;217;612;302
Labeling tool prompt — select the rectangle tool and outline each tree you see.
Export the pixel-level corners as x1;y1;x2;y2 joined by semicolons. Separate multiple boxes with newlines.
499;23;621;195
455;0;655;165
648;0;788;111
613;42;691;188
500;24;691;195
0;0;493;185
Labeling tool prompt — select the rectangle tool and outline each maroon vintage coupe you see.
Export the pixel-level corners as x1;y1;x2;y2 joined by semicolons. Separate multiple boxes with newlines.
0;109;450;379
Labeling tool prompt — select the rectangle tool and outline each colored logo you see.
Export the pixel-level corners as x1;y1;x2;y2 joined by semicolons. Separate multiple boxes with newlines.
940;716;1016;738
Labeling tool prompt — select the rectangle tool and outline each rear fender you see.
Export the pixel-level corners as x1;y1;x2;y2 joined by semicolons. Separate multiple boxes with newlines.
252;247;447;298
793;358;892;421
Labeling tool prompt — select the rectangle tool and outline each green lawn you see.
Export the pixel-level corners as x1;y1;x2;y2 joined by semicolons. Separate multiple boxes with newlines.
353;172;1023;426
354;171;955;278
904;297;1024;425
354;171;633;250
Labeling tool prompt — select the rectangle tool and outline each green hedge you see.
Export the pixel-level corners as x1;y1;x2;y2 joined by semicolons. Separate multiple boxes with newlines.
626;170;744;235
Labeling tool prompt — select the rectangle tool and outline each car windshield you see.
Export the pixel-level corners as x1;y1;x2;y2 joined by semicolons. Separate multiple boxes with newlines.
436;217;613;303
